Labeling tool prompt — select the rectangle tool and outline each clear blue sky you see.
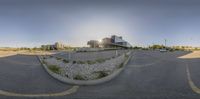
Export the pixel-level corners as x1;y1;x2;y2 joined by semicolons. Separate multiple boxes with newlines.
0;0;200;47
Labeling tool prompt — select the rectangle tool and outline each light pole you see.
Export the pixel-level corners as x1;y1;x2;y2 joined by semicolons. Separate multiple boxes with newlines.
68;52;71;60
93;42;95;48
165;39;167;49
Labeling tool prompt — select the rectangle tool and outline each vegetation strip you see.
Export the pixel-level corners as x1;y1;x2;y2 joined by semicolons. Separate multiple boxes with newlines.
38;51;132;85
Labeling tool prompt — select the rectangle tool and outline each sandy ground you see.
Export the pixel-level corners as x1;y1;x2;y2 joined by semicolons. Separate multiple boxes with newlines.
0;50;56;57
0;51;17;57
18;51;56;55
179;51;200;59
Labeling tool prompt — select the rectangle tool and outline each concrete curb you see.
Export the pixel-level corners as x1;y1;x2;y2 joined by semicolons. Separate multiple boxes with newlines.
37;51;132;85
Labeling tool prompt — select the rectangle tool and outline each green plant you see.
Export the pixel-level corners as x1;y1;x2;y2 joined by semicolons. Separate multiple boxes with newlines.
125;54;129;58
118;63;124;68
87;60;96;65
56;57;62;60
96;58;106;63
42;60;47;64
77;61;86;64
63;59;69;63
72;61;77;64
96;71;108;78
48;65;61;74
74;75;85;80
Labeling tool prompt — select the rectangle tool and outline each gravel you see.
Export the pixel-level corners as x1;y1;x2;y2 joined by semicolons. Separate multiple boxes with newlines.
42;50;131;80
54;50;129;61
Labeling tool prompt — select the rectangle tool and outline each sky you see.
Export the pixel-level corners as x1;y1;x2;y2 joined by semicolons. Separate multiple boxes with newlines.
0;0;200;47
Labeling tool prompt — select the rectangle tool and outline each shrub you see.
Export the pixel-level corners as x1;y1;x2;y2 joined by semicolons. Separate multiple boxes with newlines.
169;49;174;52
125;54;129;58
118;63;124;68
87;60;96;65
72;61;77;64
97;71;108;79
42;60;47;64
63;59;69;63
48;65;61;74
96;58;106;63
77;61;86;64
56;57;62;60
74;75;85;80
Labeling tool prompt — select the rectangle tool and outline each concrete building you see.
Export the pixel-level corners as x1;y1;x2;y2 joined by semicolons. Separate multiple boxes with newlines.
55;42;69;49
101;35;132;48
101;38;112;48
41;42;69;50
87;40;100;48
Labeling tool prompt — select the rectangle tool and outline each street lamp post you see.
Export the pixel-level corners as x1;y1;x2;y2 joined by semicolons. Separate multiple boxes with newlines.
68;52;71;60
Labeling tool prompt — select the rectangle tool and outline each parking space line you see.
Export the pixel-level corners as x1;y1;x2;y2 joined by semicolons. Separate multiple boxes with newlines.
127;60;162;68
0;86;79;97
186;63;200;94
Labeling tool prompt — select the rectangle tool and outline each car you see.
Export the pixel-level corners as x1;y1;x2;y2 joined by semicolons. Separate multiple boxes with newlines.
160;49;167;52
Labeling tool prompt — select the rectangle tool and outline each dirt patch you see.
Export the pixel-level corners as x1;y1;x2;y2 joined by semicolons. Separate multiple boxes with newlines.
179;51;200;59
0;51;55;57
0;51;17;57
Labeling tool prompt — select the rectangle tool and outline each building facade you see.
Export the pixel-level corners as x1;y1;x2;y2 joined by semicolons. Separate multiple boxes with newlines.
41;42;69;50
100;35;132;48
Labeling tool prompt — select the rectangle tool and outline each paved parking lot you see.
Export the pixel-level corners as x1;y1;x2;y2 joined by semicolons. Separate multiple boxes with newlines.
1;50;200;99
0;55;73;97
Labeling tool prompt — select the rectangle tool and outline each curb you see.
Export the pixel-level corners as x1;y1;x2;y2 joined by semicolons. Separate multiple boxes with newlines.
0;86;79;97
37;51;132;85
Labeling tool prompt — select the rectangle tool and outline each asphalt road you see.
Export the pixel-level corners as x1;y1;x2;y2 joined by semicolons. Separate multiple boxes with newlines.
1;50;200;99
0;54;72;98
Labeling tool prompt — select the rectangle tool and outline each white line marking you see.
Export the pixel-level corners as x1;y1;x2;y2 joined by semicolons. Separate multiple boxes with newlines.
0;86;79;97
127;60;162;68
186;63;200;94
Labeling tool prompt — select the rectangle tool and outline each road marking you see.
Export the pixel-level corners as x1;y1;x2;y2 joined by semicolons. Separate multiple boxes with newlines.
186;63;200;94
127;60;161;68
0;86;79;97
128;52;163;68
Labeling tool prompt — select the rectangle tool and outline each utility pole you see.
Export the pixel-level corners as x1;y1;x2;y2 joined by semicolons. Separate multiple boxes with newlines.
68;52;71;60
164;39;167;49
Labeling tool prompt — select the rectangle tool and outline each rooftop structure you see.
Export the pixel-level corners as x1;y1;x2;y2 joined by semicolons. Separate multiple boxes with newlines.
87;35;132;49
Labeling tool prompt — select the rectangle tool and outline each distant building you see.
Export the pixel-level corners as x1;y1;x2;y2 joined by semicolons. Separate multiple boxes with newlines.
87;35;132;49
87;40;100;48
101;38;112;48
55;42;69;49
41;42;69;50
101;35;132;48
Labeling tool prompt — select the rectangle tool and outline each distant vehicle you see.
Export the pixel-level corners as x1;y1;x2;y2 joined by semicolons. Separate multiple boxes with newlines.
160;49;167;52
